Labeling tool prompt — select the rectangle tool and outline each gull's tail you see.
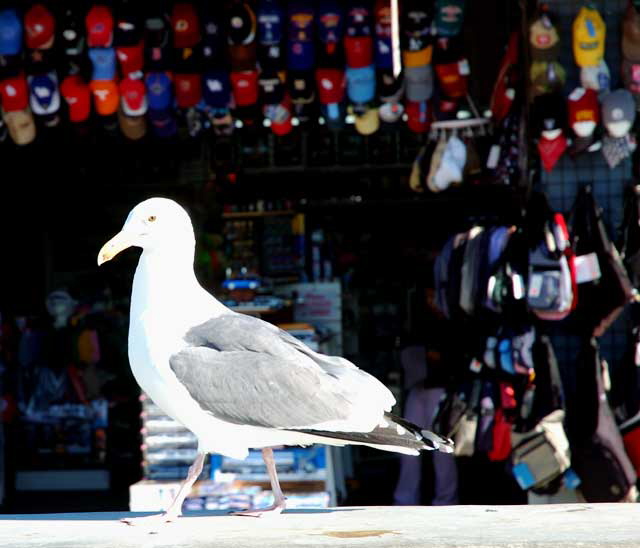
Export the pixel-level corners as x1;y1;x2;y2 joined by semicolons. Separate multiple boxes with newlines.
294;412;454;456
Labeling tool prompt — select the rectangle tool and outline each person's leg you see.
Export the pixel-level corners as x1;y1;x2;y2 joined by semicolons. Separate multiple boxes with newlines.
393;386;428;505
424;387;459;505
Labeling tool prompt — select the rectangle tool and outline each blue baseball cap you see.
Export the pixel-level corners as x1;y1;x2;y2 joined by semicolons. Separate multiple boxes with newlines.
346;65;375;104
202;69;231;108
0;9;22;55
258;0;284;45
89;48;116;81
317;1;343;45
287;1;314;71
28;72;61;116
145;71;173;110
148;108;177;138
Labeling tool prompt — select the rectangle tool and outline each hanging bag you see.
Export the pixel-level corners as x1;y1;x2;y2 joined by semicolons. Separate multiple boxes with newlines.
569;186;634;337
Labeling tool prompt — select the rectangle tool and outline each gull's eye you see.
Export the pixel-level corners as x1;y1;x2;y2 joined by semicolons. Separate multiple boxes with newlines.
148;215;157;222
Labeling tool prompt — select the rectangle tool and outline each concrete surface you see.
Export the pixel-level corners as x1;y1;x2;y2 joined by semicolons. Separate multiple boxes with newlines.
0;504;638;548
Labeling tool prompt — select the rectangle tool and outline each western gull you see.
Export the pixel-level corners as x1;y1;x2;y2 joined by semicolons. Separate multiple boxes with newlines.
98;198;453;525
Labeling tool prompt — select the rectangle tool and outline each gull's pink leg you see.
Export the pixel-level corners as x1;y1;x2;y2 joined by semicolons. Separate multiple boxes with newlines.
232;448;287;517
122;452;206;527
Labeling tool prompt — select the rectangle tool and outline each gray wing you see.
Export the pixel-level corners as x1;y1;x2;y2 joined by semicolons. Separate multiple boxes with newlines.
170;314;360;428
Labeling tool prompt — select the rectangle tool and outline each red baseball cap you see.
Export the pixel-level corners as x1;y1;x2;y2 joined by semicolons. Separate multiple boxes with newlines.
174;73;201;108
86;5;114;48
172;3;201;48
60;75;91;122
25;4;55;50
568;87;599;130
269;96;293;136
119;77;147;116
230;70;259;106
405;100;430;133
116;42;144;78
344;36;373;68
315;68;345;104
0;75;29;112
435;62;468;98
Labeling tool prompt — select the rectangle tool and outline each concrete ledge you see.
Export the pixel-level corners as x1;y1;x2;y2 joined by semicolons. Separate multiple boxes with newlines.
0;504;638;547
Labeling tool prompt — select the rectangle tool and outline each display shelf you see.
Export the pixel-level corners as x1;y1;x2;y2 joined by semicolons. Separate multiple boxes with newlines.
221;210;296;219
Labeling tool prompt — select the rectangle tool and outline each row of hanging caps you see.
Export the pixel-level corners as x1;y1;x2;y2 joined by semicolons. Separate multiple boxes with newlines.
428;116;493;142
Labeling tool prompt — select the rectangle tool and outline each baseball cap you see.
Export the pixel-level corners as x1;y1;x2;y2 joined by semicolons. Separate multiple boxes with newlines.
118;106;146;140
434;60;468;98
258;0;284;45
59;7;85;57
601;89;635;133
402;46;433;68
289;71;316;123
174;73;201;108
145;71;173;110
402;2;433;52
345;2;373;37
0;9;22;55
623;3;640;62
405;64;434;101
60;74;91;122
316;67;345;128
287;1;315;71
346;65;375;104
529;13;560;62
148;107;177;138
203;69;231;108
531;92;566;136
354;106;379;135
317;0;343;63
378;69;404;103
144;13;171;70
258;71;285;105
25;4;55;50
623;58;640;100
114;9;142;47
28;71;60;115
572;6;605;68
0;75;29;112
89;79;119;115
116;42;144;78
227;1;257;71
580;59;610;92
89;48;116;81
86;5;114;48
568;87;599;137
3;108;36;145
374;0;393;69
530;61;566;97
405;100;430;133
379;101;404;123
200;7;226;67
435;0;465;37
119;77;147;116
257;0;284;70
344;36;373;68
172;3;200;49
230;70;259;106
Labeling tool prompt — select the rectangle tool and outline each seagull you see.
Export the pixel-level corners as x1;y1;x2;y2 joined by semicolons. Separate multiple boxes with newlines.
98;198;453;525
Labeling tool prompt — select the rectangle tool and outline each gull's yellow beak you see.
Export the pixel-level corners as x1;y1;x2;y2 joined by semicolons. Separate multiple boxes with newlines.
97;231;136;266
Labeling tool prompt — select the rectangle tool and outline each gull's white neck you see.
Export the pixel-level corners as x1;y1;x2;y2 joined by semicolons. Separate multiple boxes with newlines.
130;246;226;331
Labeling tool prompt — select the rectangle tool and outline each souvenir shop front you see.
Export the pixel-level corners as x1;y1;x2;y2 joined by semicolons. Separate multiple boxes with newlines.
0;0;639;515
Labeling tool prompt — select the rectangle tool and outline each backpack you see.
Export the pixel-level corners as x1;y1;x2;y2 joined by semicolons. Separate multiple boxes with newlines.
570;338;637;502
569;186;634;337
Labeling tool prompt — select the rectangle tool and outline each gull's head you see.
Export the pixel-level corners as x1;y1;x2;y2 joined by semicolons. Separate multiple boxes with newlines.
97;197;194;266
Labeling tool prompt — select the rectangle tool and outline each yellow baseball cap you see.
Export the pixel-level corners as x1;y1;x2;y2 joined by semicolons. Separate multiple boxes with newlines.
573;6;605;67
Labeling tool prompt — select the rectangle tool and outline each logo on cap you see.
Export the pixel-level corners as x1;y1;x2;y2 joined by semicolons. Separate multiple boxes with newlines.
612;107;623;121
